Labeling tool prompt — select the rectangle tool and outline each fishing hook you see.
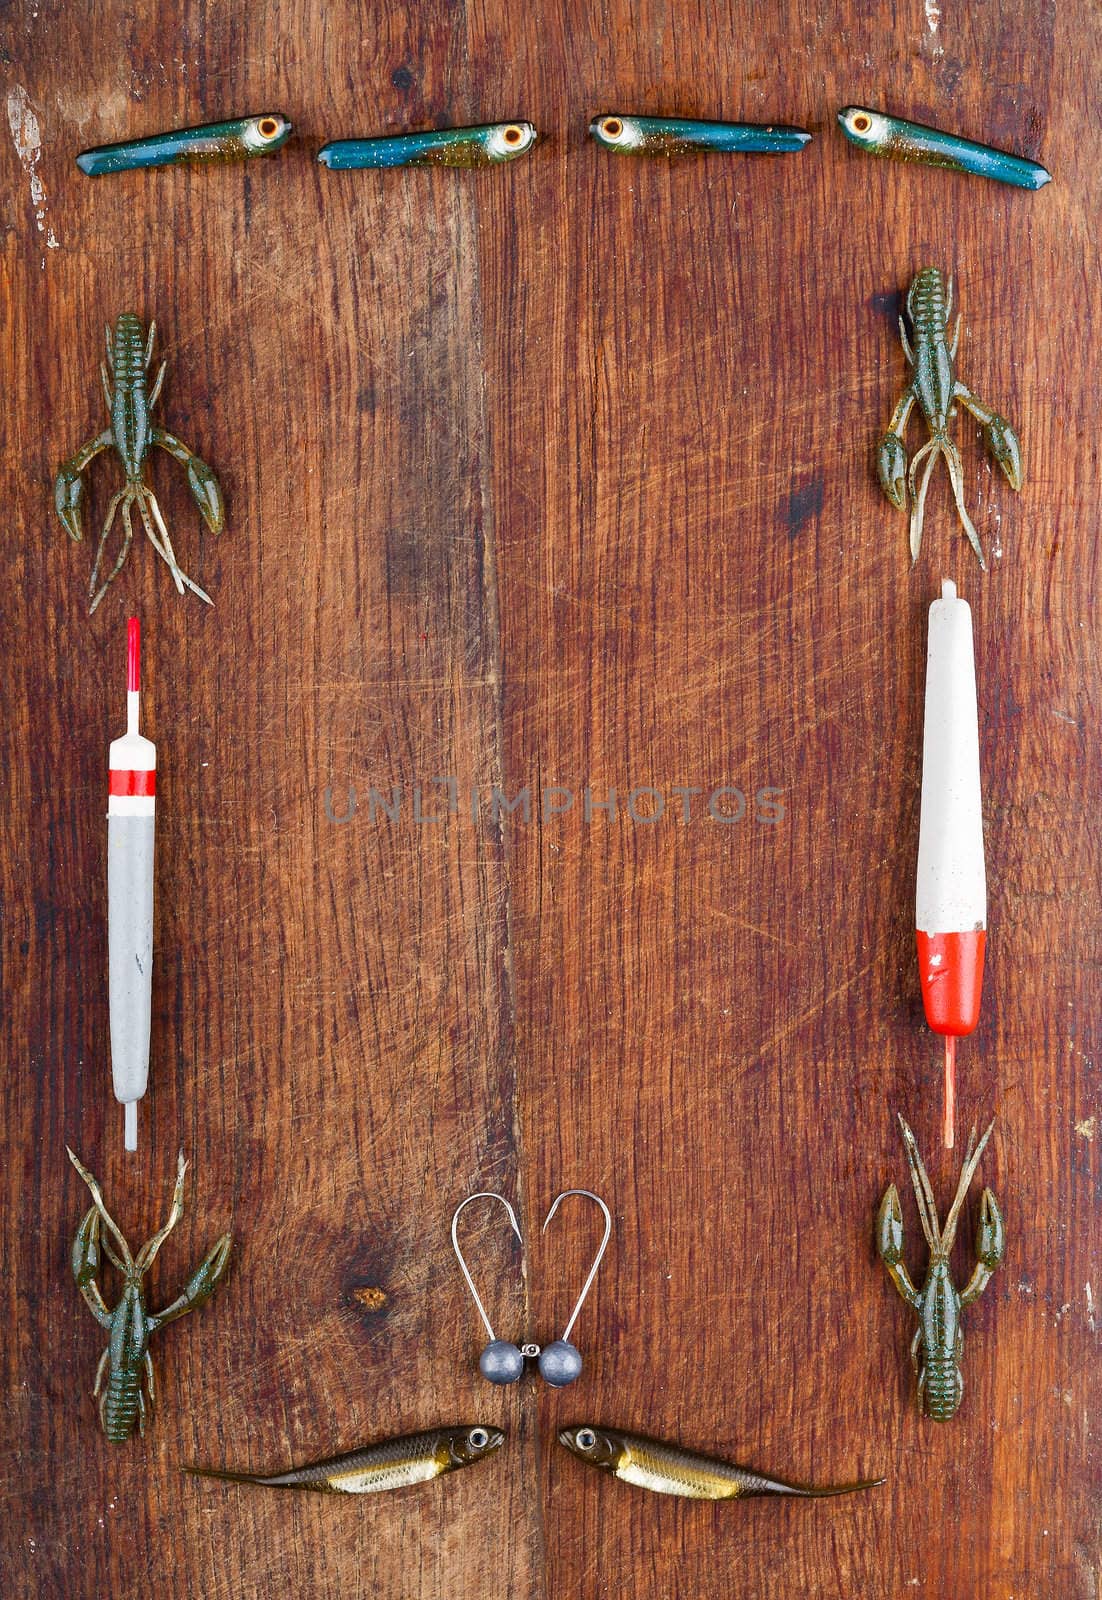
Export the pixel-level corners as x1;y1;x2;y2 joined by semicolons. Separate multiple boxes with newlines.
450;1188;612;1387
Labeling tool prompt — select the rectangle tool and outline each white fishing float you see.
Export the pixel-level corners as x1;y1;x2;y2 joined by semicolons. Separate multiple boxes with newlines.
107;618;156;1151
916;579;986;1149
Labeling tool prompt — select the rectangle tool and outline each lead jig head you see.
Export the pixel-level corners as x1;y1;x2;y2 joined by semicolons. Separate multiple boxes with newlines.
450;1189;612;1388
451;1193;534;1384
537;1189;612;1386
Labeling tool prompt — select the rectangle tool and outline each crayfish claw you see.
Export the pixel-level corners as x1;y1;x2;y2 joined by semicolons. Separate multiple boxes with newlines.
983;414;1022;491
959;1187;1006;1306
150;1231;233;1329
71;1206;114;1327
186;456;226;535
72;1206;101;1290
54;462;86;541
876;1182;923;1309
975;1187;1005;1271
876;433;908;510
876;1184;905;1265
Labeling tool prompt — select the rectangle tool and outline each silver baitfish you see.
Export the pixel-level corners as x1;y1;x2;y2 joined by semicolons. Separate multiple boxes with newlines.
837;107;1051;190
187;1424;505;1494
318;123;538;169
76;115;292;176
558;1425;884;1501
590;114;810;156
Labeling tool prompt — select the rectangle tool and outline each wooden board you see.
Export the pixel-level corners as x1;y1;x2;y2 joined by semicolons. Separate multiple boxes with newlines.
1;0;1099;1594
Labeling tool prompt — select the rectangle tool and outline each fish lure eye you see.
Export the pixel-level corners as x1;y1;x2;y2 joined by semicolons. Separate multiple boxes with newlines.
576;1428;597;1451
485;121;536;161
257;117;282;140
467;1428;490;1451
839;108;884;143
600;118;625;141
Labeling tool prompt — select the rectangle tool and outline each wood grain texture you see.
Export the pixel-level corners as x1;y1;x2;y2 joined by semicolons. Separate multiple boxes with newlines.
0;0;1098;1594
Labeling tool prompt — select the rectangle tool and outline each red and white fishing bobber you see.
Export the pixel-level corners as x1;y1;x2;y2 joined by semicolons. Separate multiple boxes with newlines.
916;579;986;1149
107;618;156;1151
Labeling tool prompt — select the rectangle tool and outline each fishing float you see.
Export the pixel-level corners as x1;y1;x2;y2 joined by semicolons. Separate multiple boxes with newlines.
107;618;156;1151
916;579;986;1149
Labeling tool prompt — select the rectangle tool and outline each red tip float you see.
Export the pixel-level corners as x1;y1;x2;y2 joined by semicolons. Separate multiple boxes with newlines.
916;580;986;1148
127;615;141;693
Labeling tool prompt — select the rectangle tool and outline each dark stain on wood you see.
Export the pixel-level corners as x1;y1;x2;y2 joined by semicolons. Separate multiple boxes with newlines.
783;477;825;540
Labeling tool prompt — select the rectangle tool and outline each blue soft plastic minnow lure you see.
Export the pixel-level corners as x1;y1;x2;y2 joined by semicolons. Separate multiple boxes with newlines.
590;114;810;156
318;123;537;169
837;107;1050;190
77;114;292;176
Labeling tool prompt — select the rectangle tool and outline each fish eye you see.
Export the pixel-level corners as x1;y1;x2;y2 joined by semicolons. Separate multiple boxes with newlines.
851;112;872;134
601;118;624;141
468;1428;490;1450
258;117;281;140
576;1428;597;1451
502;125;524;147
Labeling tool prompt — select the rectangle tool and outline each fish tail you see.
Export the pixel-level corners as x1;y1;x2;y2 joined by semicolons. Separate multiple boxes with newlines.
184;1464;303;1489
799;1475;886;1498
741;1472;885;1499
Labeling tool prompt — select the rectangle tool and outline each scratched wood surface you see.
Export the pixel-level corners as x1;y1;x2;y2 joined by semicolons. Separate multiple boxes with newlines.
1;0;1099;1595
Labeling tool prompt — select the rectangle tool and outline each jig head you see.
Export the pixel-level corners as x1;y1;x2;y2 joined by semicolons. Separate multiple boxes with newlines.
450;1189;612;1387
